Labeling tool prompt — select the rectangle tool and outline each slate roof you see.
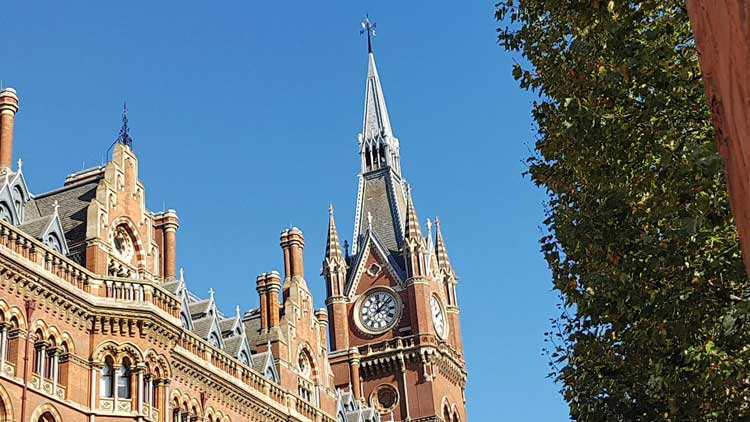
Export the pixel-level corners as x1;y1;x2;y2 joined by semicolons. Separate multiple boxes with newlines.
18;214;54;239
223;335;245;356
242;309;262;351
219;317;238;335
26;178;100;257
188;299;211;318
191;315;215;338
161;280;182;295
355;170;406;260
251;350;272;373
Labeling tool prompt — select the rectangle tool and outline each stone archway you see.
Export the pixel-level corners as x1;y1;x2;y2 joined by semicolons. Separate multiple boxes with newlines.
0;383;13;422
30;403;62;422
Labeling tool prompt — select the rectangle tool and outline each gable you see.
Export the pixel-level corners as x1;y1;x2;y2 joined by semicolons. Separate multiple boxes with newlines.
345;231;405;299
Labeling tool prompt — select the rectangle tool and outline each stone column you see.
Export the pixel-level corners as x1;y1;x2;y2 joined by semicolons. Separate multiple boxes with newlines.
137;368;144;414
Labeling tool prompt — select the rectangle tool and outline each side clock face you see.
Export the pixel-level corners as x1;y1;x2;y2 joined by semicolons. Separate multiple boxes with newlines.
431;295;446;338
359;290;399;333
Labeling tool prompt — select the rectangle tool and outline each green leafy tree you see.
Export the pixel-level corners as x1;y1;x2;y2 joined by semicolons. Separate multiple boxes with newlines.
496;1;750;420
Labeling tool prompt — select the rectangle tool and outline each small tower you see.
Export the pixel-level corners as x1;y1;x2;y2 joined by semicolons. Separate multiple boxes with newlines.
323;205;350;351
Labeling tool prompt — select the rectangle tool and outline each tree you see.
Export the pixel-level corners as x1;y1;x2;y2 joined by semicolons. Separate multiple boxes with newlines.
496;1;750;420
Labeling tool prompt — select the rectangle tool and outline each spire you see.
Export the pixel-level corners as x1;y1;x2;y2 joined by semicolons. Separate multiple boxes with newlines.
404;186;422;240
435;217;454;274
325;204;344;261
359;16;401;175
117;102;133;147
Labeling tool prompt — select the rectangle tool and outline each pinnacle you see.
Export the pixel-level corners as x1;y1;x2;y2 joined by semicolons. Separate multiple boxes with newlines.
325;204;344;260
435;217;454;272
404;186;422;240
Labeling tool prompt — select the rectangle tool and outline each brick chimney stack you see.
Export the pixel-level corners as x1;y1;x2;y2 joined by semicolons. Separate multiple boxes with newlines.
287;227;305;278
256;273;269;333
265;271;281;329
154;210;179;280
0;88;19;169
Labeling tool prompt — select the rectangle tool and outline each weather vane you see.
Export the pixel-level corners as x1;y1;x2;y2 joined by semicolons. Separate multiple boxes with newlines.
116;102;133;147
360;14;377;53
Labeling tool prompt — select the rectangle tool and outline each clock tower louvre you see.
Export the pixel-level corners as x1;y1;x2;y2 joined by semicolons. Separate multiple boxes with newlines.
322;38;467;422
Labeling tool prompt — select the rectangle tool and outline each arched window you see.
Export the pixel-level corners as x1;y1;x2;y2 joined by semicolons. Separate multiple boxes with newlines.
32;330;44;374
0;202;12;223
208;332;220;348
265;365;277;382
180;312;190;329
238;350;250;366
117;358;132;399
45;233;62;253
100;357;114;398
44;337;56;379
37;412;57;422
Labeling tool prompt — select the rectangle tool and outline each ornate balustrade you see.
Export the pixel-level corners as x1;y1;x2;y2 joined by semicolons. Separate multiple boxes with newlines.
0;220;181;320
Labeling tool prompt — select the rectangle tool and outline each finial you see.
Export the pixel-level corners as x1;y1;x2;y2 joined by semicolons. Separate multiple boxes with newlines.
367;211;373;229
426;217;433;239
360;14;377;54
329;203;334;216
343;240;350;259
52;200;59;215
208;288;215;300
179;267;185;282
236;305;241;318
116;102;133;147
16;158;22;172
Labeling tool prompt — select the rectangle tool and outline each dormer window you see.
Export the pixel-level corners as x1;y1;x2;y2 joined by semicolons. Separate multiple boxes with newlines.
45;233;62;253
0;202;11;223
208;332;220;348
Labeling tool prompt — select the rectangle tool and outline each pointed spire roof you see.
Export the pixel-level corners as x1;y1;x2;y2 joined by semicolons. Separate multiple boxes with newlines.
325;204;344;261
404;186;422;240
435;217;455;275
362;52;394;145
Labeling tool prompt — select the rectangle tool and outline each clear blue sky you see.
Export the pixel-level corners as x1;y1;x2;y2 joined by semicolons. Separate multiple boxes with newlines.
1;2;567;420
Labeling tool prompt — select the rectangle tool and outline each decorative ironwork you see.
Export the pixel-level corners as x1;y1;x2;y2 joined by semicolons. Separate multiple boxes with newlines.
116;102;133;147
360;15;377;53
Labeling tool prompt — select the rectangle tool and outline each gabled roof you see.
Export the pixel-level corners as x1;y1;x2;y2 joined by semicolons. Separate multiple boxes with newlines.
188;299;212;319
346;228;406;298
27;177;100;254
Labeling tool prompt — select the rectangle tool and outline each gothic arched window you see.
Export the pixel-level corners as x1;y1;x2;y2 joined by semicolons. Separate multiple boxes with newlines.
239;350;250;366
45;233;62;253
117;358;132;399
0;202;12;223
100;357;114;398
208;332;221;348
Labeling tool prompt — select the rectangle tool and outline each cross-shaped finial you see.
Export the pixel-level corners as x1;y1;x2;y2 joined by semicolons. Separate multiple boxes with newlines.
16;158;22;171
426;217;433;239
179;267;185;282
367;211;373;229
208;288;215;300
52;200;59;215
360;14;377;54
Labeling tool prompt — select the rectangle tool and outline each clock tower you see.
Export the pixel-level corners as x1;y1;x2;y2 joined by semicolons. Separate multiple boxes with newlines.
322;27;467;422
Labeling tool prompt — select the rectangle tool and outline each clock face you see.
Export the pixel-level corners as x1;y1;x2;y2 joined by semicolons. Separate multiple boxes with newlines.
431;295;446;338
359;290;399;333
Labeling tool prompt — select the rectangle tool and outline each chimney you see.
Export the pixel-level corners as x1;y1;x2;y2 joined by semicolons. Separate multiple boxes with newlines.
265;271;281;329
0;88;19;169
287;227;305;278
256;273;268;333
315;308;329;349
280;230;291;280
154;210;179;279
